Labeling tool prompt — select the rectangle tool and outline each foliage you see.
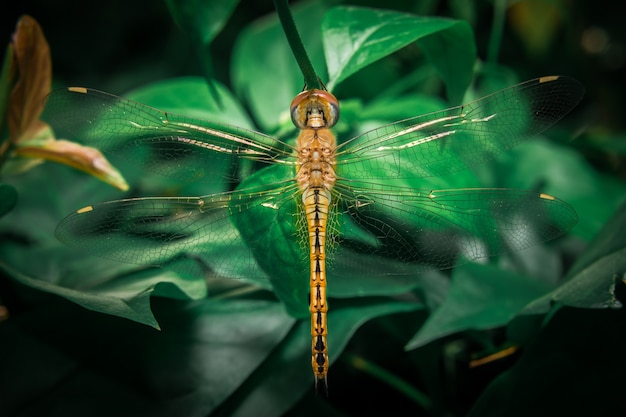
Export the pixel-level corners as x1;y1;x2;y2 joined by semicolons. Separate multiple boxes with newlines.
1;0;626;416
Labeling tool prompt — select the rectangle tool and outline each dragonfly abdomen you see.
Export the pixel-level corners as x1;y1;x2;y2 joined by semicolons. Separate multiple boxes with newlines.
304;186;330;391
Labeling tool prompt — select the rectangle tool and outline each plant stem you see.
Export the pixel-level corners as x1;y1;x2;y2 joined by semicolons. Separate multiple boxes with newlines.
487;0;507;64
348;353;432;410
273;0;321;90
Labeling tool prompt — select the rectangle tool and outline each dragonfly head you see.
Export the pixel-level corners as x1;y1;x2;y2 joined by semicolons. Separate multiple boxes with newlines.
290;89;339;130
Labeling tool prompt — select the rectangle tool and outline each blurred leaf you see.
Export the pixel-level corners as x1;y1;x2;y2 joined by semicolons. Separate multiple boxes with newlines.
468;64;520;101
359;93;446;123
469;307;626;416
165;0;240;46
508;0;564;59
232;1;328;131
322;6;476;102
0;296;294;416
0;183;17;217
492;140;626;241
8;15;51;143
417;18;475;105
406;262;552;350
126;76;254;128
0;287;419;416
580;132;626;156
163;0;240;91
523;198;626;313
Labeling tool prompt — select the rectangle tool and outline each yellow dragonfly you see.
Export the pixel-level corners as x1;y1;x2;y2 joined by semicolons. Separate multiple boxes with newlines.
46;75;584;392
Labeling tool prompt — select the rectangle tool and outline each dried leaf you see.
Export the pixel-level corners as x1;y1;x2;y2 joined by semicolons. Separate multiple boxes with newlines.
2;15;128;191
15;138;129;191
9;15;52;142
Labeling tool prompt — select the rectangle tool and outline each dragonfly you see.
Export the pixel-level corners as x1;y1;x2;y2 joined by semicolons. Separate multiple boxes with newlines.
46;75;584;393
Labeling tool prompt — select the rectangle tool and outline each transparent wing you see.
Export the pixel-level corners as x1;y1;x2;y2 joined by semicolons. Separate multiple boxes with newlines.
44;87;296;183
55;180;306;282
336;76;584;179
328;181;578;275
56;177;578;282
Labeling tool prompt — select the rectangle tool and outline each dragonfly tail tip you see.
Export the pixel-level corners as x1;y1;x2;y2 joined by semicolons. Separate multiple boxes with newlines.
314;375;329;396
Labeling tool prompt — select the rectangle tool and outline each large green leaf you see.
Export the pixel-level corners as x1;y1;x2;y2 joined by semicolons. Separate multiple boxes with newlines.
322;6;476;102
523;197;626;313
406;262;552;350
0;255;205;329
163;0;238;92
226;163;306;317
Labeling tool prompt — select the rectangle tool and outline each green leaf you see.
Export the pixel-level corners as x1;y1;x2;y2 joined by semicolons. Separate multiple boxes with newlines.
164;0;240;46
417;18;475;104
523;198;626;313
406;262;552;350
126;76;254;128
0;183;17;217
0;248;206;329
322;6;476;101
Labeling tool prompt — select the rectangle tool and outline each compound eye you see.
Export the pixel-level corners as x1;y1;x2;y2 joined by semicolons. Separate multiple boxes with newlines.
290;89;340;129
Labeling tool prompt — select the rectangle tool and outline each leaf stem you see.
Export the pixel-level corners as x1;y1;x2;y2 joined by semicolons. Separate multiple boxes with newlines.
273;0;321;90
347;353;432;410
487;0;507;64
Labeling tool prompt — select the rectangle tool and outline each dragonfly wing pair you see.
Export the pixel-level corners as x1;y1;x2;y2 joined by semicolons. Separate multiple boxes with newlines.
48;76;583;282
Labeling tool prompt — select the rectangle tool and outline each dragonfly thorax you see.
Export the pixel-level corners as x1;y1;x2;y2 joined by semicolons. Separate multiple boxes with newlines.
296;128;337;192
